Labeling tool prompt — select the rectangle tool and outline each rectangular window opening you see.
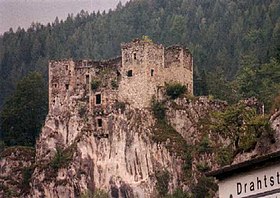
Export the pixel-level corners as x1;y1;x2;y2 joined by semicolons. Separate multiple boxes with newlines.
133;52;137;60
65;65;69;70
97;118;102;127
151;69;154;76
96;94;102;105
86;75;89;84
65;84;69;90
127;70;133;77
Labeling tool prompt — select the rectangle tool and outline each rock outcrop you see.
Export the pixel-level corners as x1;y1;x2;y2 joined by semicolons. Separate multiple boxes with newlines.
0;147;35;197
29;98;205;197
1;97;280;198
27;92;229;198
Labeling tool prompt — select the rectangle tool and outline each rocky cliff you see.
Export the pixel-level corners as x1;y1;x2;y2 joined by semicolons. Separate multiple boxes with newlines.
29;96;227;198
0;147;35;197
1;96;279;198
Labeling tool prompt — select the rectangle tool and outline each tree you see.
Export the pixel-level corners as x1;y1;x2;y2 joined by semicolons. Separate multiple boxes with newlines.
236;58;280;111
194;70;208;96
206;69;239;104
0;72;48;146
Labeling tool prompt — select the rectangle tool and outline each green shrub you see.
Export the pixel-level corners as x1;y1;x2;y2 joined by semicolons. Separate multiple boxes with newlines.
111;80;118;89
21;167;34;192
249;115;275;139
164;189;191;198
165;83;186;99
208;95;214;101
192;176;218;198
216;147;233;167
50;148;72;170
156;170;170;197
196;162;210;172
183;144;193;176
239;132;257;152
198;136;212;154
91;80;101;91
151;99;166;120
80;189;108;198
142;35;153;43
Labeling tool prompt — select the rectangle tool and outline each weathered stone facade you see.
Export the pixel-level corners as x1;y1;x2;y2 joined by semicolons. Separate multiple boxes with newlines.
49;39;193;111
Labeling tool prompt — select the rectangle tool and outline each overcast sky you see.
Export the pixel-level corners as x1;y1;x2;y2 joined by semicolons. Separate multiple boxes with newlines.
0;0;129;34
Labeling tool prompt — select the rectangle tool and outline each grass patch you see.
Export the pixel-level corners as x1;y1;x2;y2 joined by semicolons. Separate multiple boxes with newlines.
0;146;35;161
50;147;74;171
196;162;210;173
20;166;35;194
151;98;188;156
80;189;109;198
164;189;191;198
191;176;218;198
198;136;213;154
151;99;166;120
153;120;186;156
155;169;170;197
182;144;193;179
43;144;76;182
216;147;234;167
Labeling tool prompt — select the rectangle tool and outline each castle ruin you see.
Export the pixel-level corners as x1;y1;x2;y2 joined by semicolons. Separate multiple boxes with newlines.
48;39;193;131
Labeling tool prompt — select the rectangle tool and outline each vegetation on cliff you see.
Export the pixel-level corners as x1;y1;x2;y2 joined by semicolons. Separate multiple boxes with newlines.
151;87;275;197
0;146;35;197
0;0;280;111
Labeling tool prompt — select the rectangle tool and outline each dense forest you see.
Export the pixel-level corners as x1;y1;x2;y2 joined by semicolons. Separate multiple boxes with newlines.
0;0;280;146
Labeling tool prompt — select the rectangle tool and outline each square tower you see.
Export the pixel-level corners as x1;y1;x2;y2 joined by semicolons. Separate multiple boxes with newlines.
118;39;193;109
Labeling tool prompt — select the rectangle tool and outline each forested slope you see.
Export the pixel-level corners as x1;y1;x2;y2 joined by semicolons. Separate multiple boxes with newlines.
0;0;280;138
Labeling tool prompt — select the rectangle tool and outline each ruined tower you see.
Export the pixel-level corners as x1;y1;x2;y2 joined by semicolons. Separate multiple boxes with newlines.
119;39;193;108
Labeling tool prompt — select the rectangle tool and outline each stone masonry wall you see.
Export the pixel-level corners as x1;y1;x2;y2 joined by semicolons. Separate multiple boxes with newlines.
162;46;193;95
118;40;164;109
118;39;193;109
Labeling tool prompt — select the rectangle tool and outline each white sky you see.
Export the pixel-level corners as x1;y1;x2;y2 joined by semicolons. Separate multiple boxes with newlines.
0;0;129;34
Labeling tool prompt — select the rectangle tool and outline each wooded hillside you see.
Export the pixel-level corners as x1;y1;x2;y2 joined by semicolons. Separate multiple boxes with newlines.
1;0;280;143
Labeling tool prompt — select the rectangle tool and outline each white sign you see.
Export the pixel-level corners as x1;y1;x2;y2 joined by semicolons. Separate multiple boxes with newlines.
219;164;280;198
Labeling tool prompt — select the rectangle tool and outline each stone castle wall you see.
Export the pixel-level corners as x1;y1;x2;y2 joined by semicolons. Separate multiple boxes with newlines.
118;40;193;108
118;40;165;108
49;39;193;110
163;46;193;94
